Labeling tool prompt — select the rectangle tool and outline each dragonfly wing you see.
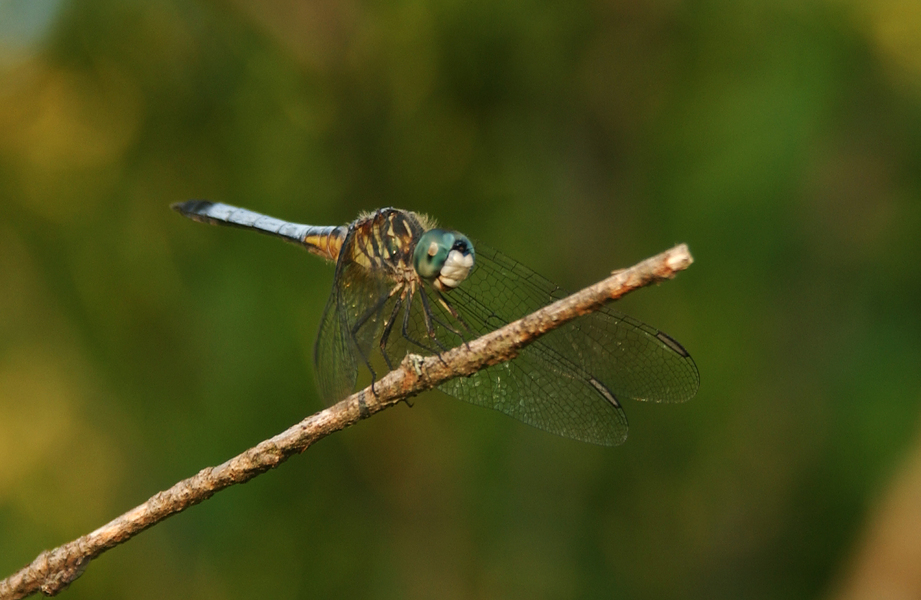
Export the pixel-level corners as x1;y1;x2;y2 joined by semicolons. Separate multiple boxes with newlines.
575;307;699;404
314;279;358;405
439;337;630;445
314;259;391;404
433;242;698;445
468;243;698;403
313;237;698;445
435;280;625;445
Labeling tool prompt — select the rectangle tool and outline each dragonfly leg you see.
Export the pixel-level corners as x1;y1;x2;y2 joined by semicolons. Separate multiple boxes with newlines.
349;283;403;397
354;349;379;399
417;286;444;343
401;292;449;367
434;289;474;350
418;286;467;348
351;282;402;334
378;295;404;372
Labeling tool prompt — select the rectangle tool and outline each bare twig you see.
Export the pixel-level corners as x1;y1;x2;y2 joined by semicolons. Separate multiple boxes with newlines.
0;244;693;600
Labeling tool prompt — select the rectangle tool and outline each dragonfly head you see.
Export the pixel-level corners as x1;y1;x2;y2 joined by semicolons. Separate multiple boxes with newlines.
413;229;475;291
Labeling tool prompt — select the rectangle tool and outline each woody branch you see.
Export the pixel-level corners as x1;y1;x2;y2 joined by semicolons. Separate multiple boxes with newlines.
0;244;693;600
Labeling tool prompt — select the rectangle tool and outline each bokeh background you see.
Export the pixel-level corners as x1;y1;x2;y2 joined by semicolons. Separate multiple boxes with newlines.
3;0;921;598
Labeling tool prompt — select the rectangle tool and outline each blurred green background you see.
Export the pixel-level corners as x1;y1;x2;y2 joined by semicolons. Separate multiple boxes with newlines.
3;0;921;598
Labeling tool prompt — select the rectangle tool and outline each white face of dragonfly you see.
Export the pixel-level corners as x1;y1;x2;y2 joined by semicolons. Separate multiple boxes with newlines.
413;229;475;291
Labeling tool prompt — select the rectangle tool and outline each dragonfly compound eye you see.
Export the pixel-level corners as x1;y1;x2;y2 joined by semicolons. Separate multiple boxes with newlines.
413;229;475;289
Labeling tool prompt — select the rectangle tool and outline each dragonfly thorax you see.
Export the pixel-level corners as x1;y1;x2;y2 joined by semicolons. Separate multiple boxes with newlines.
413;229;475;291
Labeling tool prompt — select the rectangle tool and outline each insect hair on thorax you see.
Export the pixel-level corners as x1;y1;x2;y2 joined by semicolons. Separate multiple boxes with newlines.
354;208;438;234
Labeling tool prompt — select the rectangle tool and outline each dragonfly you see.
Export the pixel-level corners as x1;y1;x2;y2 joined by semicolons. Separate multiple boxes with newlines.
172;201;699;445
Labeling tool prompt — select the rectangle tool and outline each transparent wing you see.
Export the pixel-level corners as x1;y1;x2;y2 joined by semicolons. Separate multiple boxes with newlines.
433;248;632;446
460;243;700;406
314;258;391;404
314;240;699;446
360;257;630;445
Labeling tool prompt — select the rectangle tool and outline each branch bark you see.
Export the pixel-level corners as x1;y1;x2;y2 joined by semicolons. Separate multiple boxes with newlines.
0;244;694;600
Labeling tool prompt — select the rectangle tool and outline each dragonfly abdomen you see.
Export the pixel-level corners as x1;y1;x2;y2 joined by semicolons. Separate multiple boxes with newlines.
172;200;346;262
